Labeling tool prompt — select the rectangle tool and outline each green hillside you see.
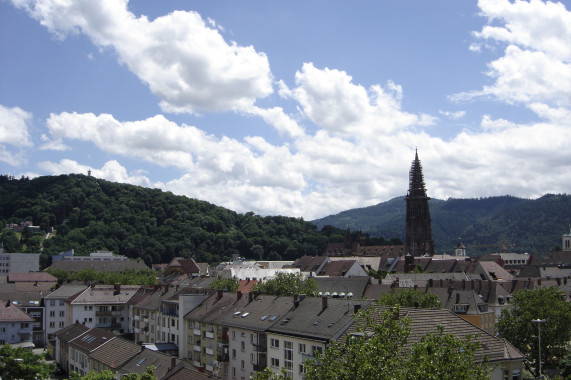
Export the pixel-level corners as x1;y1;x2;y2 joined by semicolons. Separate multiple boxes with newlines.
312;194;571;255
0;174;350;268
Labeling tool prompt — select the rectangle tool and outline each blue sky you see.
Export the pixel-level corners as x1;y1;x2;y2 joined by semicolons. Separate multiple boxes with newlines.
1;0;570;220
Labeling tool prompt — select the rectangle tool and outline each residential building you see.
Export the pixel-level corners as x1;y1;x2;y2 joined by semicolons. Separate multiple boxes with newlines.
183;291;249;377
0;300;34;346
342;306;524;380
65;284;141;333
44;284;88;342
54;322;90;374
116;347;180;379
0;248;39;273
221;293;296;380
265;296;373;380
68;328;116;376
88;335;142;375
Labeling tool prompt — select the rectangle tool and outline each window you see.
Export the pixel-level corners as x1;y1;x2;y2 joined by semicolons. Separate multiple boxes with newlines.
49;322;55;328
298;343;306;353
241;360;245;369
284;341;293;372
232;367;236;377
59;300;65;306
232;331;236;340
59;311;65;317
241;341;245;352
59;322;64;328
311;346;322;356
271;358;280;367
270;338;279;348
50;311;55;317
299;364;304;374
171;319;175;327
232;349;236;359
21;323;29;329
0;327;5;332
50;300;55;306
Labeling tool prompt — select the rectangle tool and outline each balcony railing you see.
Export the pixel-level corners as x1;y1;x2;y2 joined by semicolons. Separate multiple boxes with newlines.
217;353;229;362
205;331;214;339
253;343;267;352
95;311;112;317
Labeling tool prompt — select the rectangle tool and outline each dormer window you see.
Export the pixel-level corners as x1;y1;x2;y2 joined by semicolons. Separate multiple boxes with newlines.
452;304;469;314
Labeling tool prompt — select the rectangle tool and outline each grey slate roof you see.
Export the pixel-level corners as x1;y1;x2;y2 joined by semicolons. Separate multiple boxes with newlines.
342;306;523;364
44;284;88;300
48;259;148;273
221;294;295;332
184;291;250;325
268;297;373;342
118;348;179;380
69;327;116;353
54;322;90;342
89;336;142;369
314;277;370;298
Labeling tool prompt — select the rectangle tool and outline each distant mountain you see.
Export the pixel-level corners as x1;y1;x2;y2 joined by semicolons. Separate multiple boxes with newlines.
312;194;571;256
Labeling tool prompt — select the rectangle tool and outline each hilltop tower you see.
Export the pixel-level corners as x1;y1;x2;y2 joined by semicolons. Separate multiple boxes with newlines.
405;150;434;256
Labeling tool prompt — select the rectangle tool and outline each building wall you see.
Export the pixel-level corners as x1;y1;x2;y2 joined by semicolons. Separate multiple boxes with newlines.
0;320;33;345
227;327;266;380
46;298;67;340
0;252;39;273
265;332;325;380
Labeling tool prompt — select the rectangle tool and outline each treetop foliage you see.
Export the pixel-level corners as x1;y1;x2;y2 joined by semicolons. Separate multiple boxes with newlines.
378;287;441;309
1;174;387;268
0;344;55;380
253;272;318;296
497;287;571;376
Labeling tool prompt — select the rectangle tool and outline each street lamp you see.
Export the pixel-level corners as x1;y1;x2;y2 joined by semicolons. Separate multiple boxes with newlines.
532;319;546;379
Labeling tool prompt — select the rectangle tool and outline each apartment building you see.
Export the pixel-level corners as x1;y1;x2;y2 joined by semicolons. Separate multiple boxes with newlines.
44;284;88;341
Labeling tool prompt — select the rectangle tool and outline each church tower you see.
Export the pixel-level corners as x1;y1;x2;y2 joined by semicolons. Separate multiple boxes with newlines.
405;150;434;256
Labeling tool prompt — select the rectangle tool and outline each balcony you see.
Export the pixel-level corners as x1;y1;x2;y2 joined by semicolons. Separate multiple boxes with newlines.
253;362;266;371
194;329;201;336
194;345;201;352
134;328;140;334
133;315;140;321
205;364;213;372
95;311;112;317
253;343;267;352
205;331;214;339
217;353;229;362
205;347;214;356
193;361;201;367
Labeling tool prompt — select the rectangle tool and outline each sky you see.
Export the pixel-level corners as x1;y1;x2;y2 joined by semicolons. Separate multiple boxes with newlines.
1;0;570;221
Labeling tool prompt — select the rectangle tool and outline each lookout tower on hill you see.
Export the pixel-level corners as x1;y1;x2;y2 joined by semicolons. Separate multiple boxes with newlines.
405;150;434;256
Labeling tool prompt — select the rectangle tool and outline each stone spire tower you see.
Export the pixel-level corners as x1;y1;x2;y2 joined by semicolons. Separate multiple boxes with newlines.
405;150;434;256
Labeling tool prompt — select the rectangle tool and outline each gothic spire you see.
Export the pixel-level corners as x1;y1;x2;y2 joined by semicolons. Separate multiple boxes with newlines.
408;148;428;198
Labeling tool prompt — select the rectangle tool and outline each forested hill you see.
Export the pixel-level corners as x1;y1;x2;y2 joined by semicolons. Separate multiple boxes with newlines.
0;174;354;268
312;194;571;256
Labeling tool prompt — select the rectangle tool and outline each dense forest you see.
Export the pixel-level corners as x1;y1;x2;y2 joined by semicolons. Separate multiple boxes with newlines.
0;174;391;269
313;193;571;256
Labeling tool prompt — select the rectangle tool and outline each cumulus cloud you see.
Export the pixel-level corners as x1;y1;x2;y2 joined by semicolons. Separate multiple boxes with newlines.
11;0;273;114
0;105;33;147
454;0;571;113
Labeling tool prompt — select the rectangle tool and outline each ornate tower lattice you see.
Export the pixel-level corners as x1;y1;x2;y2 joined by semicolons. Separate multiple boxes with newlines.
405;150;434;256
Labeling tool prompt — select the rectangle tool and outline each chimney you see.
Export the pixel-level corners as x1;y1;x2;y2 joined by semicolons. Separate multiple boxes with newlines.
170;357;177;369
353;304;361;314
114;283;121;295
217;289;223;301
439;279;443;287
237;291;242;301
461;279;466;289
321;295;328;311
413;284;418;290
248;292;254;303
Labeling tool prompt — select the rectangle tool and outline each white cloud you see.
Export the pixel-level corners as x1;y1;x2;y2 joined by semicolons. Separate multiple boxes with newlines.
439;110;466;120
0;104;33;147
455;0;571;115
291;63;426;136
11;0;273;115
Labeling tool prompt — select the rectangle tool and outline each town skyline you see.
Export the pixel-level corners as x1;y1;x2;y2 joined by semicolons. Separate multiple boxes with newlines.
1;0;570;220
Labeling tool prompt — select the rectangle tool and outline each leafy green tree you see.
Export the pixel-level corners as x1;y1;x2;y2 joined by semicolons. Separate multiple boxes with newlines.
299;306;489;380
253;273;317;296
70;367;158;380
210;276;240;292
0;344;55;380
497;287;571;376
379;287;440;309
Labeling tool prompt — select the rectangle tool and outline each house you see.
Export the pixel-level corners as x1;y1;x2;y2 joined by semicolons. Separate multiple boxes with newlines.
341;306;524;380
44;284;88;342
217;260;300;281
182;291;249;377
67;327;116;376
65;284;142;334
0;278;52;347
265;296;373;380
313;277;371;299
0;300;35;346
221;293;296;380
54;322;89;375
164;257;210;278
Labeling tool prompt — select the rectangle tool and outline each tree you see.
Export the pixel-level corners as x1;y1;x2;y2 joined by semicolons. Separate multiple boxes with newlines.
71;366;157;380
378;287;440;309
299;306;489;380
0;344;55;380
210;276;240;292
496;287;571;376
253;273;317;296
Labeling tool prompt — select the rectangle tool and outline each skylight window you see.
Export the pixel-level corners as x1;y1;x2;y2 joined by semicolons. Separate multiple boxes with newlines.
260;315;269;321
234;311;241;316
269;315;279;321
241;312;250;318
137;358;146;366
